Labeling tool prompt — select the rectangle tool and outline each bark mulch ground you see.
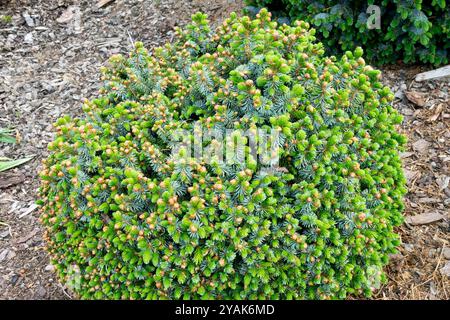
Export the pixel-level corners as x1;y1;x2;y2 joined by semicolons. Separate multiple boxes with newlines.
0;0;448;300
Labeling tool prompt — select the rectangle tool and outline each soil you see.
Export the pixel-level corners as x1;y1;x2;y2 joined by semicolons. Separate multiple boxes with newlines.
0;0;448;300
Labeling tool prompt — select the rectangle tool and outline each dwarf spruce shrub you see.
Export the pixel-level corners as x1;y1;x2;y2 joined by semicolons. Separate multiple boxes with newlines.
39;9;407;299
245;0;450;65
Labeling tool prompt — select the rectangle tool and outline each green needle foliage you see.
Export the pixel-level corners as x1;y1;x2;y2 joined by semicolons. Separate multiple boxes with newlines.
39;9;407;299
245;0;450;65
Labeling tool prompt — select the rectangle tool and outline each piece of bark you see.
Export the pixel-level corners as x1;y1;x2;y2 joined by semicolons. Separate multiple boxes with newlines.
13;228;38;244
0;172;25;189
405;91;427;107
97;0;115;8
18;203;38;218
428;103;444;122
400;152;414;159
412;138;430;154
56;6;76;24
418;197;441;204
415;65;450;82
406;212;444;225
440;261;450;277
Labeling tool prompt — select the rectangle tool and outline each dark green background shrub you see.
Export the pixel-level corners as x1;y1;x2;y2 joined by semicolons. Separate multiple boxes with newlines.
39;9;406;299
245;0;450;65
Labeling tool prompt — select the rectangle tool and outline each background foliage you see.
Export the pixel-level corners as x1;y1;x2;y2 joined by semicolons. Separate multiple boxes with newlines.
245;0;450;65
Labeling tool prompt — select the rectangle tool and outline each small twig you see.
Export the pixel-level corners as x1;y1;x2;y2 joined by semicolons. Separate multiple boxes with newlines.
59;283;73;300
414;277;432;288
126;29;135;49
432;244;445;274
0;221;12;237
411;244;446;294
386;275;399;284
440;274;448;299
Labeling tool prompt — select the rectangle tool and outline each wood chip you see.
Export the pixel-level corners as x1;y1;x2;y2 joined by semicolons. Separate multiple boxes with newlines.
443;247;450;260
415;65;450;82
45;264;55;272
440;261;450;277
97;0;115;8
18;203;38;218
405;91;427;107
0;172;25;189
0;249;16;262
14;228;38;244
418;197;441;204
406;212;444;225
412;138;430;154
56;7;76;24
436;175;449;191
7;201;20;214
428;103;444;122
389;253;404;262
400;152;415;159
